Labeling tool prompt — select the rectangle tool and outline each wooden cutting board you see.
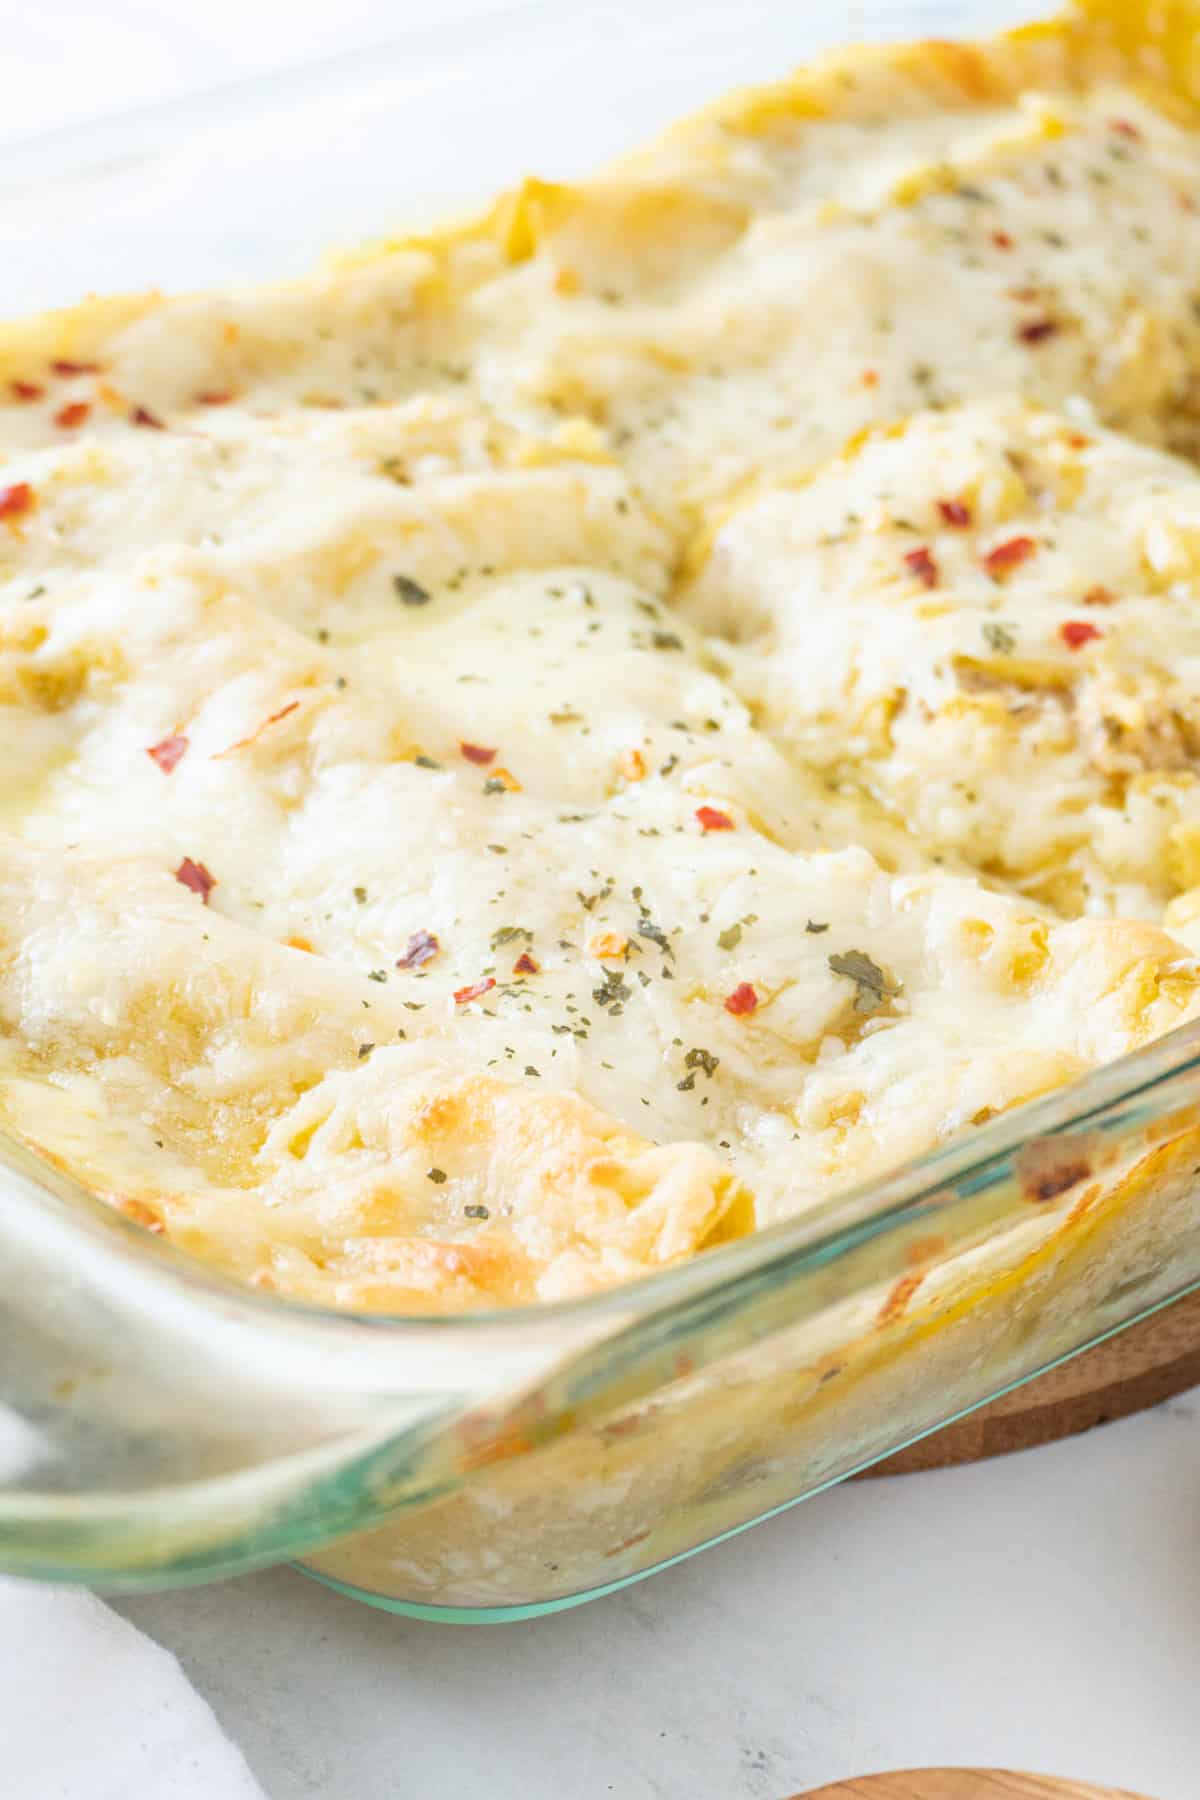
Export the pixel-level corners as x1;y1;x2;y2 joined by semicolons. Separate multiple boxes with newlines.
795;1774;1152;1799
862;1287;1200;1476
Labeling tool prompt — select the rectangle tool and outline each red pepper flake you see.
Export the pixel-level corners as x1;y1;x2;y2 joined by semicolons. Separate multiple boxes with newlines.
1082;584;1116;607
903;545;939;588
0;482;34;522
130;404;166;430
513;951;540;976
50;359;101;377
146;733;189;773
936;498;972;528
119;1198;165;1235
860;368;879;388
1109;118;1142;140
10;379;43;402
695;805;735;832
453;977;496;1005
397;928;440;970
174;857;216;903
991;229;1014;250
1017;317;1059;344
602;1528;652;1560
1060;619;1102;650
196;390;234;406
213;698;301;758
460;742;497;765
53;400;90;430
877;1269;925;1327
982;535;1036;579
724;982;759;1017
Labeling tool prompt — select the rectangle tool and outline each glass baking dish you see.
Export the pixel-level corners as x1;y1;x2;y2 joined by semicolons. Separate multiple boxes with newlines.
5;0;1200;1622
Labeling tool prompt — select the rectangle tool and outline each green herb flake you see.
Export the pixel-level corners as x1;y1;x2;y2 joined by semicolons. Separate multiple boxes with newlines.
490;925;532;950
828;949;900;1015
805;920;830;934
982;621;1017;653
464;1202;489;1218
592;968;631;1012
427;1167;447;1184
636;916;673;958
393;574;431;606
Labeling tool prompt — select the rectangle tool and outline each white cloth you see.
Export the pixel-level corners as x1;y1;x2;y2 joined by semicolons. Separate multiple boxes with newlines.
0;1578;266;1800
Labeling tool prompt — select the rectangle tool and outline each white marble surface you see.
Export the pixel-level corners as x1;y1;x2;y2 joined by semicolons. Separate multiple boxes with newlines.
112;1396;1200;1800
7;3;1200;1795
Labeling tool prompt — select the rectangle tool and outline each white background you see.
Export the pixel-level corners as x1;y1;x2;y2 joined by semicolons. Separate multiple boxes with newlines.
0;0;520;146
3;4;1198;1796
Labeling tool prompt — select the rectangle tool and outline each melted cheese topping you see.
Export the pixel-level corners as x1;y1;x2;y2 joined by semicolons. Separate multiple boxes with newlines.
684;399;1200;920
2;0;1200;1310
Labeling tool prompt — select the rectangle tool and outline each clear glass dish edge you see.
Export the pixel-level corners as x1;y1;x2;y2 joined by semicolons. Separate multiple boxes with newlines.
5;1015;1200;1601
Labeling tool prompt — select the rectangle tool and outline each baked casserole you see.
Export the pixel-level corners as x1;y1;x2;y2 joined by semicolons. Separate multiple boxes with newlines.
5;0;1200;1317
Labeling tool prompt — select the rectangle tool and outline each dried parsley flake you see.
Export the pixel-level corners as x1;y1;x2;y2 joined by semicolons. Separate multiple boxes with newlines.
490;925;533;950
592;968;631;1011
828;950;900;1014
982;621;1017;653
393;574;431;606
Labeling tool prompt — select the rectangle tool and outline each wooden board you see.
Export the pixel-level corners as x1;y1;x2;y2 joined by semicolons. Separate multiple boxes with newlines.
794;1774;1152;1799
861;1288;1200;1476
